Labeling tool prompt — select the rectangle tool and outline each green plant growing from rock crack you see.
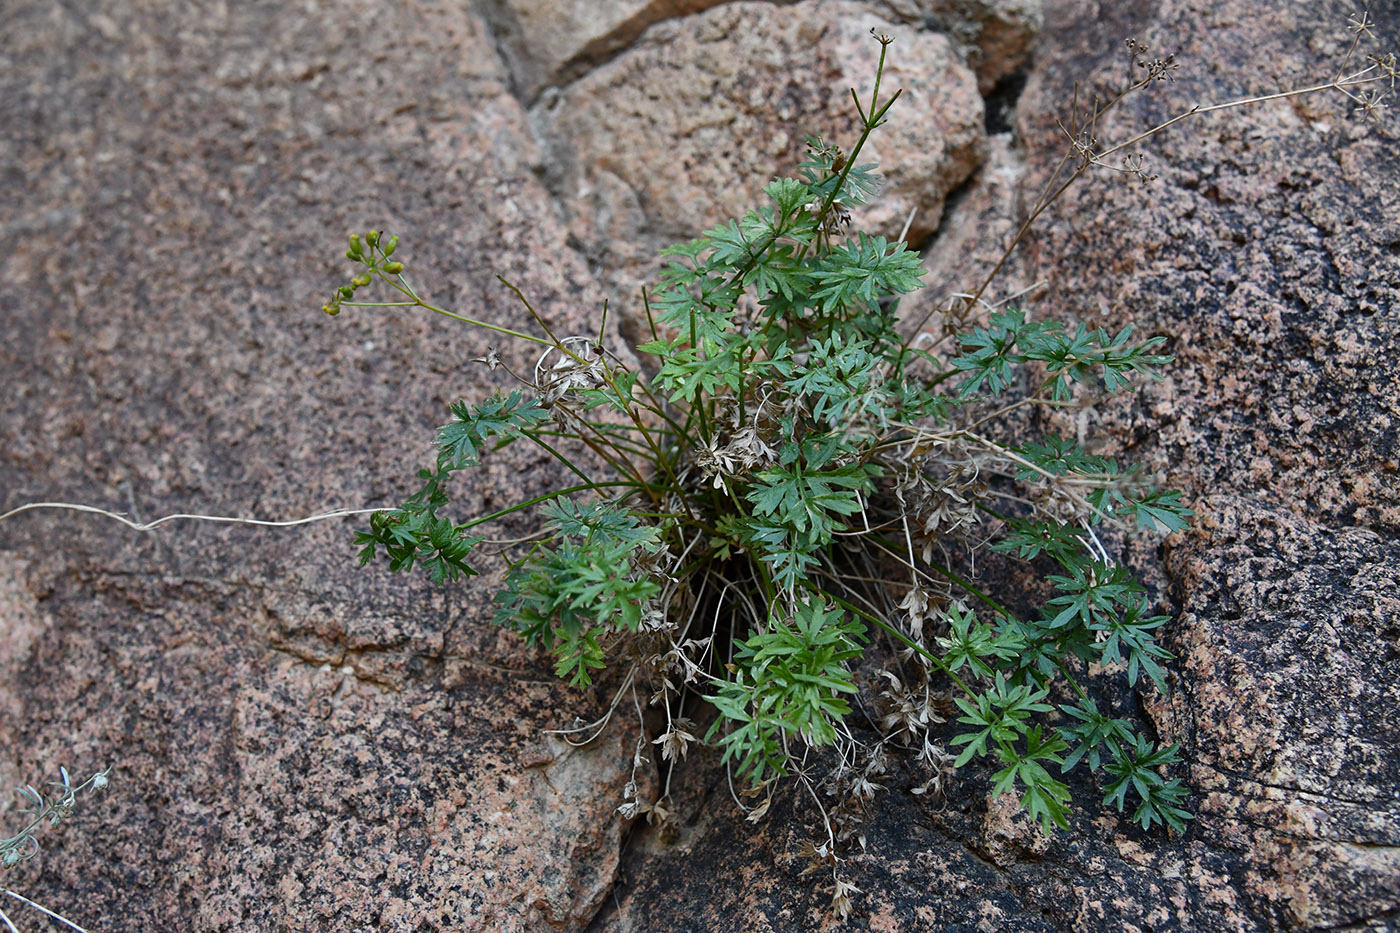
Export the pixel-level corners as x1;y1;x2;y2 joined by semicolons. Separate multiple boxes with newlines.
324;23;1397;920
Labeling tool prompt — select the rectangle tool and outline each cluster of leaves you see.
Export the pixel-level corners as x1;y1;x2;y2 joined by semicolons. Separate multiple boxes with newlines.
494;498;666;687
708;598;866;785
330;31;1199;905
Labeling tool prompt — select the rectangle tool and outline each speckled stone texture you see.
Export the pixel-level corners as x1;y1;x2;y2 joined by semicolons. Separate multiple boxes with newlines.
596;0;1400;931
533;0;986;317
0;2;634;930
880;0;1044;92
480;0;735;102
3;0;1398;930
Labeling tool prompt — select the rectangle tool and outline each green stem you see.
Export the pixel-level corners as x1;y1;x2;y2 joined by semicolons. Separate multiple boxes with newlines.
819;590;972;698
360;282;554;347
794;43;901;267
688;307;713;447
519;431;598;486
456;481;645;531
496;276;570;352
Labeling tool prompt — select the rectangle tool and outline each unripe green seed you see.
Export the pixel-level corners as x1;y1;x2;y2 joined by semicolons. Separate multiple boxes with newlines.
384;261;404;275
348;233;362;257
322;303;340;316
384;236;398;257
366;230;380;248
352;273;372;287
339;285;354;299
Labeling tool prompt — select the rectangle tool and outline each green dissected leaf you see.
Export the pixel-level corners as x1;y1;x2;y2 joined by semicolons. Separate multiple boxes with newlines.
994;614;1066;684
1014;433;1113;480
1103;736;1192;832
785;331;897;427
1022;321;1172;400
951;675;1054;768
1059;696;1136;773
541;496;663;552
746;462;873;542
702;214;771;270
1120;487;1194;533
491;497;664;688
1045;561;1144;630
355;509;483;584
706;600;864;785
355;466;483;583
839;162;882;204
991;516;1090;567
737;516;822;591
991;726;1071;833
708;673;789;785
764;176;816;221
936;603;1025;679
650;258;741;343
809;233;924;311
655;344;744;404
744;243;810;303
552;624;607;688
438;389;550;470
949;309;1043;397
1092;598;1173;689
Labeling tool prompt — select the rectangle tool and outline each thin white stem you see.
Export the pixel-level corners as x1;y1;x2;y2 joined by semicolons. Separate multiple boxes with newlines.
897;206;917;244
542;664;637;745
3;891;90;933
0;501;380;533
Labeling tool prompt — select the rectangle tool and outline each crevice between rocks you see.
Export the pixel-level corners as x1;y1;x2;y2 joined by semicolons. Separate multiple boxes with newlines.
984;66;1029;136
1199;762;1400;813
476;0;808;109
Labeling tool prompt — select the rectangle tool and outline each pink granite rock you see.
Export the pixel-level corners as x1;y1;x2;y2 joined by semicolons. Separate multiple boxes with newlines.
533;0;986;323
881;0;1044;93
4;0;1397;929
598;0;1400;930
0;2;638;930
480;0;735;102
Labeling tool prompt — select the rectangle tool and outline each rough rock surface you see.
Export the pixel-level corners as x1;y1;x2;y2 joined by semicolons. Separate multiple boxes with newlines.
881;0;1044;92
534;0;986;314
597;0;1400;930
3;0;1398;930
481;0;735;102
0;2;635;930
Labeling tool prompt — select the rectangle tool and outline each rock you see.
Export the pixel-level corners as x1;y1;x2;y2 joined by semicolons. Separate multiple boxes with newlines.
533;0;986;318
881;0;1044;93
902;130;1038;345
5;0;1398;928
480;0;735;103
0;1;639;930
1017;0;1400;531
598;0;1400;929
1160;498;1400;930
